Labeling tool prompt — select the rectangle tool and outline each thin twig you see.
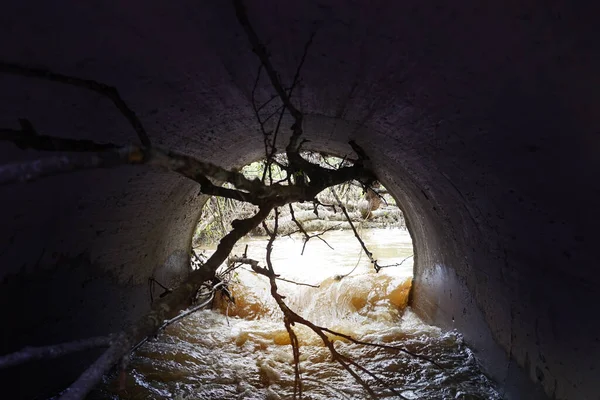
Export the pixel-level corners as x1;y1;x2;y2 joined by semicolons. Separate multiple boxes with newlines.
268;210;303;399
288;204;336;255
329;187;382;272
335;249;363;280
148;277;172;304
275;276;320;288
313;198;337;212
130;290;216;354
318;325;446;370
256;93;281;112
377;254;414;269
233;264;320;288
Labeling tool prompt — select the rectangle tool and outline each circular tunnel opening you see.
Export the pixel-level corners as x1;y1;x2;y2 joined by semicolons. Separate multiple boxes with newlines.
90;153;503;399
1;0;596;397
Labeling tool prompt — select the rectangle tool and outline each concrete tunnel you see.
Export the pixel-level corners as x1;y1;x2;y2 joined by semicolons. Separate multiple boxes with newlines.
1;0;599;399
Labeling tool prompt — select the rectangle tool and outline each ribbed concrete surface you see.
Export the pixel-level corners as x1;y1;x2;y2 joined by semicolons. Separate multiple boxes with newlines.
1;1;598;398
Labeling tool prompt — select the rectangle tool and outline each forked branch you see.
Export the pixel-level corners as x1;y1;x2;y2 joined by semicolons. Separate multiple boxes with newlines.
250;250;413;399
288;203;336;255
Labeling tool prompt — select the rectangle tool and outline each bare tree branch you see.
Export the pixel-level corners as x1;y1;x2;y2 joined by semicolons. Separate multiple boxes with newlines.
0;336;112;370
263;209;304;398
329;187;383;272
250;254;411;399
312;198;338;212
377;254;414;269
335;249;363;281
0;61;152;147
0;146;262;204
0;133;373;215
0;5;388;400
317;325;445;370
262;30;316;183
234;0;326;192
233;0;302;121
0;119;118;152
58;332;130;400
58;205;273;400
0;146;137;185
274;276;320;288
288;203;336;255
229;258;321;288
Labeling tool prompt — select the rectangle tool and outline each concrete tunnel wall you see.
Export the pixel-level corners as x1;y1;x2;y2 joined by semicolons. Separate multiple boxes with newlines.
1;0;599;399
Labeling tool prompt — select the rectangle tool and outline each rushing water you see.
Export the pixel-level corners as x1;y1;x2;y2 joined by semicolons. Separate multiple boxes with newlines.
92;229;501;399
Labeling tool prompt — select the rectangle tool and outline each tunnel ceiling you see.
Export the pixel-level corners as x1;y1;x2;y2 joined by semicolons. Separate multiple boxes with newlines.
1;1;599;399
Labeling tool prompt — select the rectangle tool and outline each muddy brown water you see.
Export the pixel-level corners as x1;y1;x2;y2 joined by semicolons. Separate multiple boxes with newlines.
92;229;501;399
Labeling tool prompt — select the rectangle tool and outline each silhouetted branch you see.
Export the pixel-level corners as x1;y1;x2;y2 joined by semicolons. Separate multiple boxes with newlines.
1;138;373;217
274;276;320;288
263;30;315;182
58;206;273;400
312;198;337;212
233;0;301;121
261;209;304;398
317;325;445;369
0;119;118;152
329;187;383;272
242;207;414;399
0;61;151;147
252;247;411;399
0;144;264;203
0;336;112;370
148;277;172;304
0;146;137;185
378;254;414;269
229;259;320;288
288;204;336;255
131;285;218;354
58;332;130;400
334;249;363;280
235;0;334;189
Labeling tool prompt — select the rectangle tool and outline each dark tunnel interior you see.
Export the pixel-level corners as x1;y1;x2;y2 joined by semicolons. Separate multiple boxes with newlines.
1;1;599;399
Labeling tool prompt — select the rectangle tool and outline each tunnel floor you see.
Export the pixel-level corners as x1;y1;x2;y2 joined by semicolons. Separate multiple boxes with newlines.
88;230;501;399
